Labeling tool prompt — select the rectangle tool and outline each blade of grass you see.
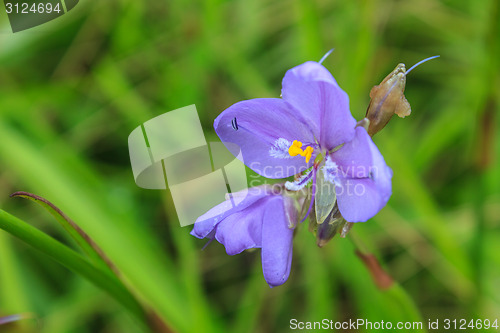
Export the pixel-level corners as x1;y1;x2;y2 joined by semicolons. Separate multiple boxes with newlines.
296;227;337;323
163;195;224;333
0;121;193;332
0;209;148;331
0;233;35;332
380;135;473;281
10;191;118;277
231;259;268;333
334;236;426;326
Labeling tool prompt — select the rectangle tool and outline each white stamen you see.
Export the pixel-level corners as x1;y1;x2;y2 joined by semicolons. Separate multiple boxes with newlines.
269;138;292;159
323;156;341;187
285;168;314;191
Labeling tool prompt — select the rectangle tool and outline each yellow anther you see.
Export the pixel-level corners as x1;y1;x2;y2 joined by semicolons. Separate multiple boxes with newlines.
288;140;314;163
288;140;303;157
303;146;313;163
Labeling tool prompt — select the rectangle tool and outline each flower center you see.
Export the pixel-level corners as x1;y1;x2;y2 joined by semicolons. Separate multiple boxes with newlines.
288;140;314;163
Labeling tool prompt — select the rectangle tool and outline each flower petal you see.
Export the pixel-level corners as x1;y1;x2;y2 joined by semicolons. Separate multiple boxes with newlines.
281;61;356;150
215;199;268;255
335;130;393;222
215;98;314;178
191;185;273;239
335;178;382;222
261;196;294;287
331;127;374;178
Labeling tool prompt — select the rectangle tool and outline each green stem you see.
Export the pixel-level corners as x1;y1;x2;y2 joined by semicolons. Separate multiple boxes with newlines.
349;229;426;330
0;209;148;330
385;284;427;327
471;173;486;311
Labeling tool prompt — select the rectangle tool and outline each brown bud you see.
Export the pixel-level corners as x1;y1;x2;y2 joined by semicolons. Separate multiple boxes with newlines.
365;55;439;136
365;63;411;136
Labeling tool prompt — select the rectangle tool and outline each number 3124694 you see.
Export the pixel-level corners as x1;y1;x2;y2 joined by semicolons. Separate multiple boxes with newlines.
5;2;61;14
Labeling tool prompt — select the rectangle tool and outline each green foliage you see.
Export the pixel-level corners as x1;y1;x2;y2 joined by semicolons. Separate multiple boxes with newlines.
0;0;499;332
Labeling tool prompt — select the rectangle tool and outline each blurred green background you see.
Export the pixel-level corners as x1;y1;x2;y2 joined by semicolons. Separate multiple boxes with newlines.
0;0;499;332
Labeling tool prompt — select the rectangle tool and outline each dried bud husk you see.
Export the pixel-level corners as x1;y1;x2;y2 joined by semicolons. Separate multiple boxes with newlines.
316;203;347;247
365;63;411;136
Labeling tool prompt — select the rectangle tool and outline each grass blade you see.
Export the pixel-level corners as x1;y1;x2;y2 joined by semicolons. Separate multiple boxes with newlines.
10;191;117;277
0;209;148;330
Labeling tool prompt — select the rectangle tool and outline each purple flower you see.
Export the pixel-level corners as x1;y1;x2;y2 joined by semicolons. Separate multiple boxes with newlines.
191;59;393;287
191;185;299;287
214;61;392;222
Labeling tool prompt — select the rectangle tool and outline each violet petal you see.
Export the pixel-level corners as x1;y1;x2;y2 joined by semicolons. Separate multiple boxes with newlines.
215;98;314;178
261;196;294;287
281;61;356;150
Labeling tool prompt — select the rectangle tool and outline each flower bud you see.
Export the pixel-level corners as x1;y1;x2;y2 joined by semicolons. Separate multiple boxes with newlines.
365;63;410;136
316;203;346;247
